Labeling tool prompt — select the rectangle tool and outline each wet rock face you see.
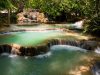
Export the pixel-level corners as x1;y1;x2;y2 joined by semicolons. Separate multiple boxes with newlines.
0;44;49;56
80;40;99;50
17;10;48;24
0;44;12;54
19;45;49;56
19;46;26;56
36;45;49;53
47;39;99;51
0;39;99;56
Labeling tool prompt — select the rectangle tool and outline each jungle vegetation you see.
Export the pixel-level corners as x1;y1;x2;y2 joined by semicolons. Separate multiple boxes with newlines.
0;0;100;36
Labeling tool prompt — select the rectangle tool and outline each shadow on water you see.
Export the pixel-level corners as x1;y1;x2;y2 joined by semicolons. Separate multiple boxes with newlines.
0;27;99;75
0;45;95;75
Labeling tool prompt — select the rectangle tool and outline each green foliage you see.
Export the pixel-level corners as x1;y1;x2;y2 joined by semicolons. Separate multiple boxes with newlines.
0;0;16;10
0;0;100;36
84;15;100;36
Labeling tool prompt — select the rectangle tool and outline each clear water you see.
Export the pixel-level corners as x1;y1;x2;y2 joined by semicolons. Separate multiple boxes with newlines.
0;46;93;75
0;30;98;75
0;30;61;46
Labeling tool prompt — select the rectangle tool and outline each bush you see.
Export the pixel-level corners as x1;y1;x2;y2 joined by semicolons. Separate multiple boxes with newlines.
84;15;100;36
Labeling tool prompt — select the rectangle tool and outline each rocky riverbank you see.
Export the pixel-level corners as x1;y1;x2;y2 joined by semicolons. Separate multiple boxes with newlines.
0;38;99;56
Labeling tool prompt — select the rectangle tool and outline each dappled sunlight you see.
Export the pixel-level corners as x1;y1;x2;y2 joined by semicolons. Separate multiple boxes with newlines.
0;0;99;75
50;61;61;70
62;32;89;40
68;55;94;75
68;65;90;75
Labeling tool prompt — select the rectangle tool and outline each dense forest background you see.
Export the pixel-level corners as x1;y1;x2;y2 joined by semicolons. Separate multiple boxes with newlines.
0;0;100;36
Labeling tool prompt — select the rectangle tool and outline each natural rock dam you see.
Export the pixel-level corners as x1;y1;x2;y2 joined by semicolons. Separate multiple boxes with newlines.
0;30;100;75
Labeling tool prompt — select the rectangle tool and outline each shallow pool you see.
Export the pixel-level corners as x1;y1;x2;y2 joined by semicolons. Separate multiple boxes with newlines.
0;46;94;75
0;30;62;46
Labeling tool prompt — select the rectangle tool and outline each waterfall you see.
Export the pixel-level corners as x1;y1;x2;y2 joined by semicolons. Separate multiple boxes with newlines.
73;20;84;29
48;39;82;49
0;45;12;54
95;47;100;54
47;39;99;51
0;39;99;56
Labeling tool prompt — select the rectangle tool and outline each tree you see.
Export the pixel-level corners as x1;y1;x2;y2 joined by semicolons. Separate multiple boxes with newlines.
0;0;16;26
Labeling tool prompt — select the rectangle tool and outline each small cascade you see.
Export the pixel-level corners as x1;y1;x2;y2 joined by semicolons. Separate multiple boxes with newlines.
47;39;81;49
0;39;99;56
59;39;62;45
95;47;100;54
73;20;84;29
47;39;99;51
0;45;12;54
0;44;49;56
11;44;20;55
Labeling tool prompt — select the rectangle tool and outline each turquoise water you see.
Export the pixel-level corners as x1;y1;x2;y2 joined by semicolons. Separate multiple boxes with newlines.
0;47;92;75
0;31;61;46
0;30;96;75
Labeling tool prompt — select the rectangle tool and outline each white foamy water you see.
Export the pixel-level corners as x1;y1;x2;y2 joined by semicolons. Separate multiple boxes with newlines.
1;53;10;56
35;51;52;58
50;45;87;52
1;53;18;58
73;20;84;29
95;47;100;54
25;56;28;59
9;54;18;58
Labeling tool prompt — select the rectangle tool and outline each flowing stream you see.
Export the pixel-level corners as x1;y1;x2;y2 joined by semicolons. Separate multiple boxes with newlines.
0;45;94;75
0;29;99;75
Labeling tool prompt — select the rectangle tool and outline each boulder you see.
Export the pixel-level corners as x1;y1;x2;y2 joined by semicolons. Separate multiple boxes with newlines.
19;46;26;56
80;40;99;50
11;44;21;55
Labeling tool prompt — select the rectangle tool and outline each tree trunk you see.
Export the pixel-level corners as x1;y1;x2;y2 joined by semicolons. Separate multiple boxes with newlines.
8;9;10;26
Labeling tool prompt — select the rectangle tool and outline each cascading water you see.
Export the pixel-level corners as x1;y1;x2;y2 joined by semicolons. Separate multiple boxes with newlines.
47;39;96;50
95;47;100;54
0;44;95;75
0;28;99;75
